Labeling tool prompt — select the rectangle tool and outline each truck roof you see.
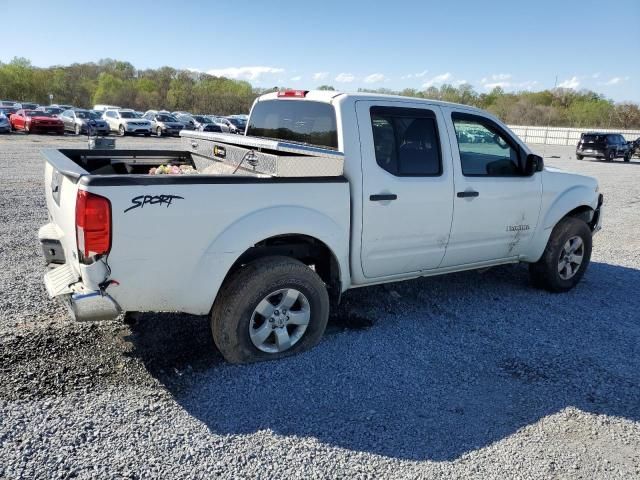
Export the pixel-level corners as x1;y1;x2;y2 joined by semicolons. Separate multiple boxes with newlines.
257;89;485;113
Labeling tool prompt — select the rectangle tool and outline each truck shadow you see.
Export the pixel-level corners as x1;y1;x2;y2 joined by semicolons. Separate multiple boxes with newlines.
126;261;640;461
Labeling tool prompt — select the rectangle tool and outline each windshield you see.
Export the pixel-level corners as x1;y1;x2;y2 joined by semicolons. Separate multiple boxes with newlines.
88;111;102;120
28;110;53;117
157;114;177;122
75;110;92;119
119;111;136;119
247;100;338;149
45;107;63;114
193;115;210;123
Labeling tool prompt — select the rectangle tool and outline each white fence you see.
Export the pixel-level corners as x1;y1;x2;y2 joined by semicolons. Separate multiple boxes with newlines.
507;125;640;146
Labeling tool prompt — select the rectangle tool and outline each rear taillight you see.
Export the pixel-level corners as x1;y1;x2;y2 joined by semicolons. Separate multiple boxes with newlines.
277;89;308;98
76;190;111;262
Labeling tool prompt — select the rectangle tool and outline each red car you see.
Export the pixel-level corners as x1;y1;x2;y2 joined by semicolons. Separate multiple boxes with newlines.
10;109;64;135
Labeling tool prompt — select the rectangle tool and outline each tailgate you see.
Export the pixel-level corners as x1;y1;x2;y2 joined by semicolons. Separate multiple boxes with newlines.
41;150;87;282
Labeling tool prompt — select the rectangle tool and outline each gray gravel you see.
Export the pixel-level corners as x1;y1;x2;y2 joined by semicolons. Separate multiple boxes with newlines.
1;133;639;479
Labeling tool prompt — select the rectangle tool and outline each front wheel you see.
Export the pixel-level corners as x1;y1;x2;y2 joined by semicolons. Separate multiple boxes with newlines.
576;154;584;160
118;124;125;136
211;256;330;364
624;152;631;162
529;217;592;292
606;150;615;162
75;124;81;135
156;127;162;137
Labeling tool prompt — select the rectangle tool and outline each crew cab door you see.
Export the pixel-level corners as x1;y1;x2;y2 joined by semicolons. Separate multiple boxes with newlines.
356;101;454;278
440;109;542;267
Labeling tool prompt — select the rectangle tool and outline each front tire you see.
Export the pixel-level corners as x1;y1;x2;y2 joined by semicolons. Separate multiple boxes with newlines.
606;150;615;162
119;124;125;136
211;256;330;364
156;127;162;137
75;124;81;135
576;154;584;160
624;152;631;162
529;217;592;292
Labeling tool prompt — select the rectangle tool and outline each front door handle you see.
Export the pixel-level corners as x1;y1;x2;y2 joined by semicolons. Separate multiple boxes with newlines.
370;193;397;201
457;190;479;198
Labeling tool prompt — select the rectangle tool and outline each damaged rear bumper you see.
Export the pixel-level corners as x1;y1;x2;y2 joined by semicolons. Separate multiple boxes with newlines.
44;264;121;322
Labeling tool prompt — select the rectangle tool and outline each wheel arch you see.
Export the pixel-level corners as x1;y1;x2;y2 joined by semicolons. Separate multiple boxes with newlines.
185;205;350;315
527;185;598;262
225;234;344;308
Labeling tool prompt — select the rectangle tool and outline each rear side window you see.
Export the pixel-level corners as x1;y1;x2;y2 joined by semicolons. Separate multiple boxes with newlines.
247;100;338;149
370;106;442;176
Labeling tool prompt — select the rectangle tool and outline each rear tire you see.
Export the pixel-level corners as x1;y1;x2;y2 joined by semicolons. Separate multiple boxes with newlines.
576;154;584;160
607;150;615;162
211;256;330;364
529;217;592;292
624;152;631;162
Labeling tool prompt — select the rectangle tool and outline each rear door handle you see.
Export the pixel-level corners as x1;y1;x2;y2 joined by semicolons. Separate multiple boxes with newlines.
370;194;397;201
457;190;479;198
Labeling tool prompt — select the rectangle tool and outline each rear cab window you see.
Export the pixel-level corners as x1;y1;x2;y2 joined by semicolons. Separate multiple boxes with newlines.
246;100;338;150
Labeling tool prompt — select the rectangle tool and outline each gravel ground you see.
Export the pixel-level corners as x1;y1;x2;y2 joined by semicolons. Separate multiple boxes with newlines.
1;133;639;479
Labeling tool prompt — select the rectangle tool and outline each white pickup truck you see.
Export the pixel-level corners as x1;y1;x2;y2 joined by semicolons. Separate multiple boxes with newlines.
40;90;603;363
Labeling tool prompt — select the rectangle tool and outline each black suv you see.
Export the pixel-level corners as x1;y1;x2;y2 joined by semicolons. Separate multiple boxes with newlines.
576;132;632;162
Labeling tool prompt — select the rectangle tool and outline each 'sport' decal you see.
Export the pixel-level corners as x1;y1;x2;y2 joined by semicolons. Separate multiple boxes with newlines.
124;194;184;213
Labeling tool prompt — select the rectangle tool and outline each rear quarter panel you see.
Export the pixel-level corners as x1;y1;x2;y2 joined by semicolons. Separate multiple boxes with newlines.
85;179;351;314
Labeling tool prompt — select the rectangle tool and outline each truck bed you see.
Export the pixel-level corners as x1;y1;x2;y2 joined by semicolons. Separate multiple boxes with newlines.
40;147;351;316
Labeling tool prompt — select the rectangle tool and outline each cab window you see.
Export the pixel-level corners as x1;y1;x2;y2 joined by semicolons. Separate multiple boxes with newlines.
370;106;442;176
452;113;522;177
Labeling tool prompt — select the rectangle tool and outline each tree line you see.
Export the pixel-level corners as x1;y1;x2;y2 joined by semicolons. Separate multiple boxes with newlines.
355;85;640;129
1;57;639;128
0;57;262;115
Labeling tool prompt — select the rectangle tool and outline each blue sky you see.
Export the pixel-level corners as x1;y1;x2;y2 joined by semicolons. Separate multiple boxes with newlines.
2;0;639;101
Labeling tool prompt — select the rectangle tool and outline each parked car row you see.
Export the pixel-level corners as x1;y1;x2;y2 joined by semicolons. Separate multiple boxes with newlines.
0;99;245;137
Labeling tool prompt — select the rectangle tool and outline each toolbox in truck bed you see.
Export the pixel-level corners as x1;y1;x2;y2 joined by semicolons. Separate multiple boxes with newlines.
180;130;344;177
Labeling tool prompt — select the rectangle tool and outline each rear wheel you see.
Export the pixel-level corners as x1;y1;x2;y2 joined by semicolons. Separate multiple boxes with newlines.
624;152;631;162
576;154;584;160
607;150;615;162
529;217;592;292
211;256;330;364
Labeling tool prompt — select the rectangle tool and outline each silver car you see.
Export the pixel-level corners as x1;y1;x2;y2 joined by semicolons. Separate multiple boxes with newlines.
60;109;110;135
143;112;185;137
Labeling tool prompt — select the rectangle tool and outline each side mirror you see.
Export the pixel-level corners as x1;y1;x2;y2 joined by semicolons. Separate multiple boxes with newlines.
524;153;544;175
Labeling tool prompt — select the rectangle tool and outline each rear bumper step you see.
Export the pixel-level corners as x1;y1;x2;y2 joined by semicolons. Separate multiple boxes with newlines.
44;263;121;322
65;291;121;322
